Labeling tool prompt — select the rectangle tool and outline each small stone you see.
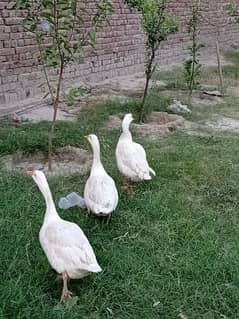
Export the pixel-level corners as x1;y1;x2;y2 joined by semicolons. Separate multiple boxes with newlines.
39;18;51;32
153;301;161;307
203;90;223;97
167;100;191;114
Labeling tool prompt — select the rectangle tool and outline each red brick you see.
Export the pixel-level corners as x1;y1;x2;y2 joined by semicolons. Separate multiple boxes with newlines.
0;48;15;55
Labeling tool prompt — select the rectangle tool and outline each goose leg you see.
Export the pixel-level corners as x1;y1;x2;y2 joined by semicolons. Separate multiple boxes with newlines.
101;214;111;225
128;182;134;194
106;213;112;225
122;177;134;193
60;271;73;303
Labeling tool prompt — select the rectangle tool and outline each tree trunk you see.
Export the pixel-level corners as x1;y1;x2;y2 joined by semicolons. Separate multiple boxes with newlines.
189;59;195;97
138;45;156;123
48;60;64;171
189;31;196;97
139;73;151;123
216;40;224;95
37;43;54;103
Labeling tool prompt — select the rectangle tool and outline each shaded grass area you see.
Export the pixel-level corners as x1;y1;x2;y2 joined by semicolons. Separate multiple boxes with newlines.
1;99;239;318
0;94;171;156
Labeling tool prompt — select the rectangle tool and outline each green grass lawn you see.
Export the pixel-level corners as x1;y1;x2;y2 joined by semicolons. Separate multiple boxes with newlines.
1;54;239;318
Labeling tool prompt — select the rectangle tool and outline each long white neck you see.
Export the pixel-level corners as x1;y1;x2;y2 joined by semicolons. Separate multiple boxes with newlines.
91;139;105;173
37;179;60;222
121;118;132;139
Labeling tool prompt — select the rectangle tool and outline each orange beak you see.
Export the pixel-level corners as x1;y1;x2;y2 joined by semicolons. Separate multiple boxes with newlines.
27;170;34;176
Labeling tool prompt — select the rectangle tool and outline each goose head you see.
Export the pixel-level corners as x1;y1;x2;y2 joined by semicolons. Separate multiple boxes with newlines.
85;134;100;149
122;113;134;133
27;169;50;195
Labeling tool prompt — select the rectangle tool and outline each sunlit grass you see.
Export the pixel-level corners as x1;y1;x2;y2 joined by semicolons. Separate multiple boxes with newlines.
1;51;239;318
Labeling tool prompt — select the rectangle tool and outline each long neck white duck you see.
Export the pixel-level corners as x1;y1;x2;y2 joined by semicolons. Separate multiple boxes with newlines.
86;134;106;174
29;170;59;222
116;113;156;184
121;113;134;140
28;169;102;302
84;134;118;220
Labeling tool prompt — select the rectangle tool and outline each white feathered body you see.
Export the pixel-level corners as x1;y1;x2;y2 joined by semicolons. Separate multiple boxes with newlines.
40;215;102;279
84;165;118;216
116;135;155;181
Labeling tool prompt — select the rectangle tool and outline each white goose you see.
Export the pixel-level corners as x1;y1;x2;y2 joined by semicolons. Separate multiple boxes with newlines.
27;170;102;302
116;113;156;184
84;134;118;223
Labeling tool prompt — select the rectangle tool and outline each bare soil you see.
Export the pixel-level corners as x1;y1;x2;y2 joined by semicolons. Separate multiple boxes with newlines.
162;90;224;106
18;104;78;123
206;117;239;133
108;112;193;137
0;146;92;176
192;91;224;106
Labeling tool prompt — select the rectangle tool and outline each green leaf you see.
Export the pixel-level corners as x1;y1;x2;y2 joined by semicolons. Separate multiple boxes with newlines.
79;6;88;13
36;33;44;44
42;0;54;7
88;29;96;47
14;0;31;9
76;15;84;25
71;0;77;15
40;12;54;24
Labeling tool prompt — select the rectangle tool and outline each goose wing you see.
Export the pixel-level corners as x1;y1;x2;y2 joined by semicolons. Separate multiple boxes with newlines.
119;141;153;179
40;220;101;274
84;175;118;214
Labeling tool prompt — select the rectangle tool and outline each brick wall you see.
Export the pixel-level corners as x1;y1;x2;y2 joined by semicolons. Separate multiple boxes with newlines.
0;0;239;110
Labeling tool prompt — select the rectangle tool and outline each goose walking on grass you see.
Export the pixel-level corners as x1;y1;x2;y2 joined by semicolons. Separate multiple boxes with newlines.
116;113;156;191
84;134;118;223
27;170;102;302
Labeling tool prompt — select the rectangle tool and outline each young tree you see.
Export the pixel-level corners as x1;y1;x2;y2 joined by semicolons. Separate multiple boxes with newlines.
13;0;113;171
201;2;232;96
184;0;204;97
125;0;178;122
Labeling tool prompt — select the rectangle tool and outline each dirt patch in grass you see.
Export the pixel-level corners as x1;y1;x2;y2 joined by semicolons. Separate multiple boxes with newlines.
92;73;149;97
108;112;193;137
0;146;92;176
18;104;78;123
227;86;239;98
162;89;224;106
206;116;239;132
192;91;224;106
